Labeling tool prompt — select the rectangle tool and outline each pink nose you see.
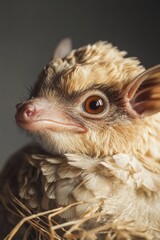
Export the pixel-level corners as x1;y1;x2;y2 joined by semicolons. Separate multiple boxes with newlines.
15;102;36;122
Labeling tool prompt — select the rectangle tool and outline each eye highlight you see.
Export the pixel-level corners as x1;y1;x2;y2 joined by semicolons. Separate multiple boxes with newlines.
83;95;106;114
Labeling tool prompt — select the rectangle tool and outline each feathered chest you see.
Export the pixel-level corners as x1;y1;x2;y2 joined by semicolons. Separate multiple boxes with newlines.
17;152;160;222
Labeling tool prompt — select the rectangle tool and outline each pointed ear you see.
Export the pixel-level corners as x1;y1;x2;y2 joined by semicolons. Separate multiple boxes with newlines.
121;65;160;117
53;38;72;59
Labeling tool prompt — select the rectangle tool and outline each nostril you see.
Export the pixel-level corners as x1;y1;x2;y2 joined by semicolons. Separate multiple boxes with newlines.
16;102;37;121
25;107;35;117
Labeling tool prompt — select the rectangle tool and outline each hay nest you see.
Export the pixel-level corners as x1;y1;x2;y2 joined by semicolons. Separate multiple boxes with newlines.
1;193;153;240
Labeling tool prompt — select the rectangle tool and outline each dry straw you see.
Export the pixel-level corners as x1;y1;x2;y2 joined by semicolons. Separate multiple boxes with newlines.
0;190;153;240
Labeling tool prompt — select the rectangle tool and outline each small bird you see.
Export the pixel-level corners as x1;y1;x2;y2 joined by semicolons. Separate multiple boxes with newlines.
0;39;160;240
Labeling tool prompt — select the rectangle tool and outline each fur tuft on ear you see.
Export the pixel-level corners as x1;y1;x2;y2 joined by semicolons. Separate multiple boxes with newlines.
122;65;160;117
53;38;72;59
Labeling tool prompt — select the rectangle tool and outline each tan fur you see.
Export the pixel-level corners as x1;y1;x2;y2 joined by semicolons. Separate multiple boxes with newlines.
39;42;160;162
44;42;144;94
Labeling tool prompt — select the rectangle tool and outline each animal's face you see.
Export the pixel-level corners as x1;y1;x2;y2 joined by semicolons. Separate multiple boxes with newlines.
15;40;160;157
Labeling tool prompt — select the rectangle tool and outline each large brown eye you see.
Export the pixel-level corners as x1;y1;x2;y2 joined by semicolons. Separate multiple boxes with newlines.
84;96;106;114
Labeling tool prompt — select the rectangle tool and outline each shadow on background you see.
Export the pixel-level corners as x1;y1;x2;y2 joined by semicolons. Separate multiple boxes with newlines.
0;0;160;167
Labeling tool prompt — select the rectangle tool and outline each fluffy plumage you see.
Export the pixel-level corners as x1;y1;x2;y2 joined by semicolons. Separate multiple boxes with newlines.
1;40;160;239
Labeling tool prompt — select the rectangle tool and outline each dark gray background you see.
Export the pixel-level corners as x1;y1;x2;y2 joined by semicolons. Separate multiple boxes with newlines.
0;0;160;168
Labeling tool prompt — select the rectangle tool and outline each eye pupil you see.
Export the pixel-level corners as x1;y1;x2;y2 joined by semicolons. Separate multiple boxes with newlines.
89;100;102;110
